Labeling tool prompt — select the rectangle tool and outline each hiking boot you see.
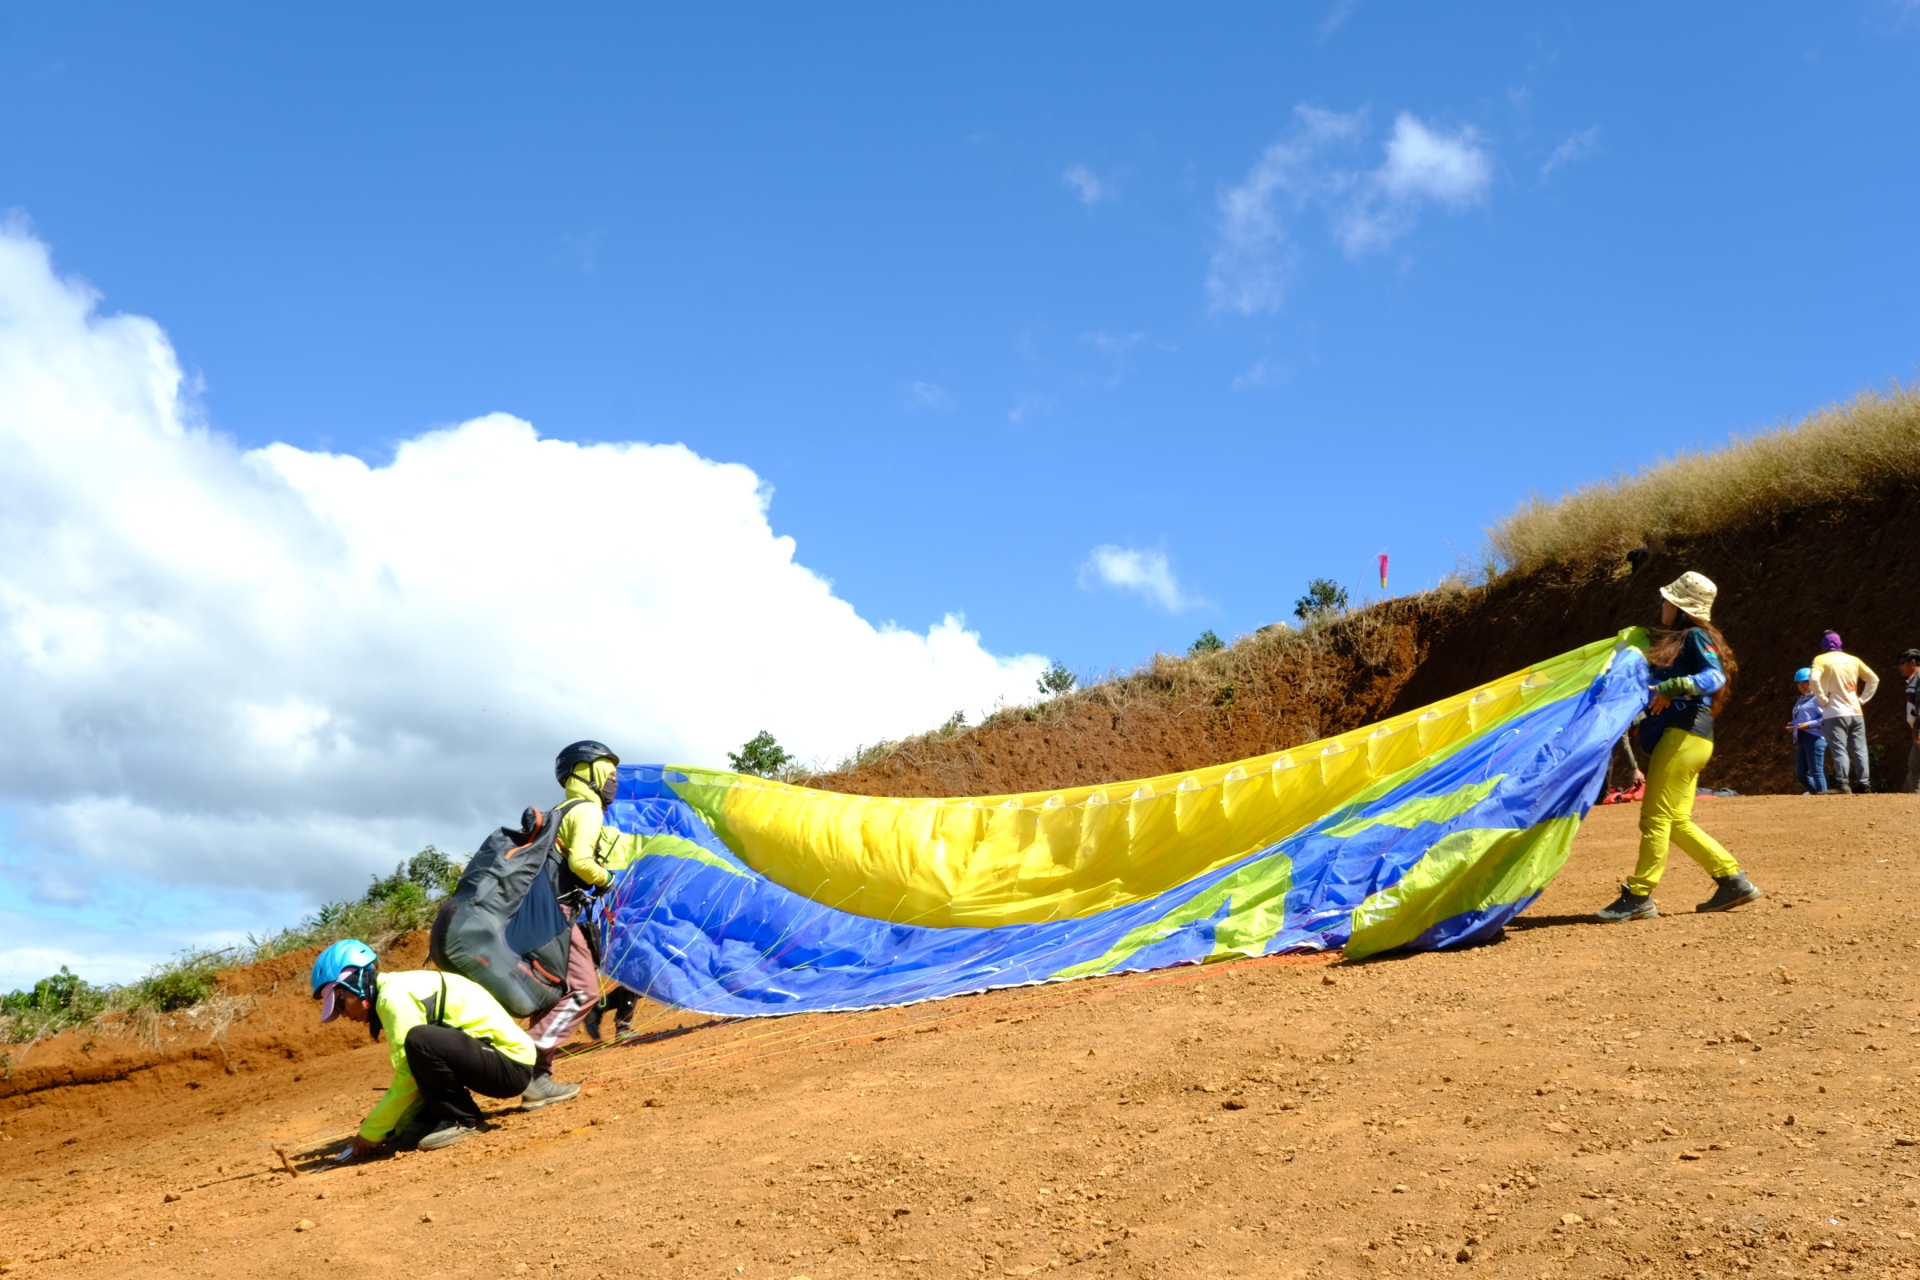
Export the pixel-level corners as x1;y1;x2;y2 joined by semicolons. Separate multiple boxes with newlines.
417;1121;481;1151
1696;873;1762;914
1595;884;1658;922
520;1074;581;1111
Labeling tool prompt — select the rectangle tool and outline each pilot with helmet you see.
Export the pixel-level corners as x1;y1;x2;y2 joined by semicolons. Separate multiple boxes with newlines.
311;938;537;1153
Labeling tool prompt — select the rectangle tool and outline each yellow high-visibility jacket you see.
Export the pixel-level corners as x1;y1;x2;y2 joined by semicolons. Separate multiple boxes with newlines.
359;970;537;1141
556;761;618;889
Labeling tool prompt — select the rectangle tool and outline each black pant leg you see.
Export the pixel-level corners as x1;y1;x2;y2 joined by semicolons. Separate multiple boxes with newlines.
404;1025;538;1126
609;985;640;1022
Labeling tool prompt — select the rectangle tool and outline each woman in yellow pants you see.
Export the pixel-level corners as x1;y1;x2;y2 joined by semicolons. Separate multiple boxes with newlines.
1596;571;1763;921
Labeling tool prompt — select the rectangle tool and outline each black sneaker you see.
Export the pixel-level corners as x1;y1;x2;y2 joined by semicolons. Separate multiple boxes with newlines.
1595;885;1658;922
1696;873;1762;913
583;1008;604;1042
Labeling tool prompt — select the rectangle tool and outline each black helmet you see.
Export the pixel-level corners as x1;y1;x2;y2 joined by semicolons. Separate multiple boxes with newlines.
554;740;619;784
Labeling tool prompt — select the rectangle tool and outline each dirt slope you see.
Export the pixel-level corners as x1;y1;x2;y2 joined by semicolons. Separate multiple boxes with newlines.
821;491;1920;800
4;796;1918;1279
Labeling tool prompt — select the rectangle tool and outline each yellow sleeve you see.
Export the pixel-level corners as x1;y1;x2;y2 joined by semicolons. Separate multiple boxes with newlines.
556;800;612;888
359;988;426;1141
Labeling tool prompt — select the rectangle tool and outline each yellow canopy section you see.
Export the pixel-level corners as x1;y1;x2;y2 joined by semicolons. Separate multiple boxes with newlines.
670;638;1618;929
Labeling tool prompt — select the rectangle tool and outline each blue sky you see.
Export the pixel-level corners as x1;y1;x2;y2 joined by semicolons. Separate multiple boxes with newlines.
4;3;1912;667
2;3;1918;986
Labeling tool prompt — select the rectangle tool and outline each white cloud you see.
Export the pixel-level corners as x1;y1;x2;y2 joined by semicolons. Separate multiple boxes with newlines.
1318;0;1361;38
1079;330;1149;387
1540;126;1601;180
1207;106;1364;315
1061;164;1106;205
1210;107;1494;309
0;225;1049;977
1008;392;1052;424
903;379;954;410
1336;114;1492;254
1231;356;1291;391
1376;114;1493;204
1079;546;1197;613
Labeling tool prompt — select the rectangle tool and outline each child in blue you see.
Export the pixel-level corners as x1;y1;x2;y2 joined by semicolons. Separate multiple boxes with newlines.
1787;666;1827;794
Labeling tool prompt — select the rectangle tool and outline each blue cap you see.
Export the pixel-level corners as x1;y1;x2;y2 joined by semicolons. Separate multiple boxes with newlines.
1793;667;1812;683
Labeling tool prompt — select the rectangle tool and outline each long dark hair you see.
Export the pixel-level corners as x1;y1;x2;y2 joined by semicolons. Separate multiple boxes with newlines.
1649;613;1736;716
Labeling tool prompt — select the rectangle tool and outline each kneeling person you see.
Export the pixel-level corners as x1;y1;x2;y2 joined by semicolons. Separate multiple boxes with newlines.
311;938;538;1154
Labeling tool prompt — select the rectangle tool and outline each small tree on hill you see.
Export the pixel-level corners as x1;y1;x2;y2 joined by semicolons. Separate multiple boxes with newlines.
1293;578;1350;621
1188;629;1225;656
1036;661;1076;697
729;730;794;777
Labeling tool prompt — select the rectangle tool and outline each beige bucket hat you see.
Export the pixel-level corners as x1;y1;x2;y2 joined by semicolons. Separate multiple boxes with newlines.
1659;570;1717;622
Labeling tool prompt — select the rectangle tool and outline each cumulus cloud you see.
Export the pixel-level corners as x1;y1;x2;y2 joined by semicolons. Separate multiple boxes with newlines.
1209;107;1494;311
0;225;1048;978
1540;126;1601;180
1079;546;1197;613
1061;164;1107;205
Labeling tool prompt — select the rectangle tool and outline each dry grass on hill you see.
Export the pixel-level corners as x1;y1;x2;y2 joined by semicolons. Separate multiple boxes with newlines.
1488;382;1920;577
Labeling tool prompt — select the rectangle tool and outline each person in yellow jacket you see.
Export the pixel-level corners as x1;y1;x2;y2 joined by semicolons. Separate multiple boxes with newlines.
520;740;623;1109
1810;631;1879;794
312;938;537;1153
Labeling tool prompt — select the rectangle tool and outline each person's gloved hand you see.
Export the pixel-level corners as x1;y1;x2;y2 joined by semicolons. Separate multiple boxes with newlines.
341;1134;382;1161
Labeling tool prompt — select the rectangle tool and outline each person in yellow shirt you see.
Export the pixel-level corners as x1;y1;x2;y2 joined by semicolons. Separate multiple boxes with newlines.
520;740;622;1109
311;939;537;1153
1810;632;1879;794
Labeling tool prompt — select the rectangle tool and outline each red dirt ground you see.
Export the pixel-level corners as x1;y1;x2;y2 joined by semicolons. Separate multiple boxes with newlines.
6;795;1919;1279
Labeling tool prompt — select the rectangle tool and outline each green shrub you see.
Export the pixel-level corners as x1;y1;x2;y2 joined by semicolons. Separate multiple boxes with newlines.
365;845;463;906
1037;661;1076;697
728;730;795;777
0;966;109;1043
3;842;468;1041
1294;578;1350;621
1188;629;1225;656
126;951;226;1013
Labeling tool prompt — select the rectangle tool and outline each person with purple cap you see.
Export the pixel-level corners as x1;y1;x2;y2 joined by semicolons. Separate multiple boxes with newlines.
311;938;537;1154
1898;648;1920;794
1810;631;1879;794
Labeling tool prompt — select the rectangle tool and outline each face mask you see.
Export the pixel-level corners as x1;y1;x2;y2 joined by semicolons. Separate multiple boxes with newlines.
598;773;619;807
